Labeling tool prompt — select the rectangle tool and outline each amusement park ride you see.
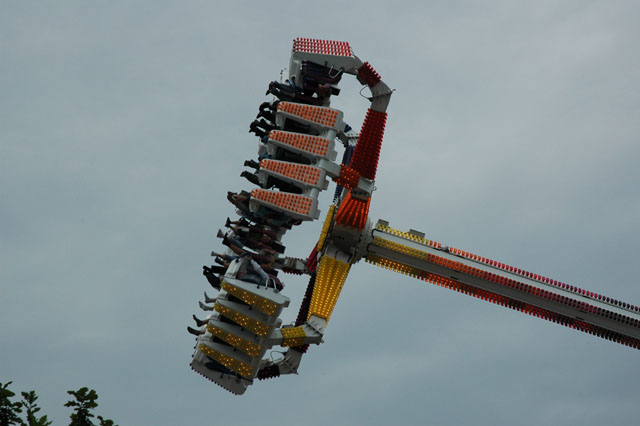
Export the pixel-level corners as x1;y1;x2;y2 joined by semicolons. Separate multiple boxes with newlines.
188;38;640;395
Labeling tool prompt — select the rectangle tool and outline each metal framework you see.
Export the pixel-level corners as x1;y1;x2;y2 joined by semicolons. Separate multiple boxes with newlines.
189;38;640;395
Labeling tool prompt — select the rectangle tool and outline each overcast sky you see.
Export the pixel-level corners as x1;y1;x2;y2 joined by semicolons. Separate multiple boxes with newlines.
2;1;640;425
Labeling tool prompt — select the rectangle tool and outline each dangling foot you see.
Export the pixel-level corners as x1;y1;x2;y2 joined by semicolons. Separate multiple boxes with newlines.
240;171;261;186
204;292;216;304
193;315;208;327
199;301;214;311
243;159;260;170
187;326;203;336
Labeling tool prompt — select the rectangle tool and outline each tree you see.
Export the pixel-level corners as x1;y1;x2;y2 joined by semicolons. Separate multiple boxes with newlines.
96;416;114;426
64;388;97;426
64;387;116;426
2;383;116;426
0;382;24;426
20;391;51;426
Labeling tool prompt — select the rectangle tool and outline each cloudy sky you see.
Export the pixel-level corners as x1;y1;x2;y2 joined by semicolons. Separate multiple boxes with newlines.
2;1;639;425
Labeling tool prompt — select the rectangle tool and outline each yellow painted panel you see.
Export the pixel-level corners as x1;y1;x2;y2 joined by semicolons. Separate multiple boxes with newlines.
198;343;254;377
222;281;278;315
281;326;307;347
308;255;351;322
214;304;271;336
206;324;262;357
317;204;336;250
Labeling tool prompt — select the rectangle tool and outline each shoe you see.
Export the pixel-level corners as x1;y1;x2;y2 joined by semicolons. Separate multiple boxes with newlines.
241;171;261;186
193;315;207;327
199;301;213;311
217;229;224;239
207;275;221;290
187;326;202;336
225;217;231;228
204;292;216;304
243;159;260;169
209;265;226;274
271;241;285;253
258;101;270;111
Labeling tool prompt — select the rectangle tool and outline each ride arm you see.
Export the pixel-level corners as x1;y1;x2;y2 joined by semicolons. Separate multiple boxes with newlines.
366;219;640;349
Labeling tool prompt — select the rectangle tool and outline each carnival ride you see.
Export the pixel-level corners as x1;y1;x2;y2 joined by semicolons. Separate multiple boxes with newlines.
188;38;640;395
